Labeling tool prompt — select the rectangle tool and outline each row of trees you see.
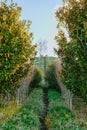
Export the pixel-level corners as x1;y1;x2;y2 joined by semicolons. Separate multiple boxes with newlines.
55;0;87;101
0;0;87;101
0;1;36;95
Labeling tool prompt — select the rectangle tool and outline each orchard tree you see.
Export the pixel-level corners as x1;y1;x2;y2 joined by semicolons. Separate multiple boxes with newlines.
55;0;87;100
0;1;36;94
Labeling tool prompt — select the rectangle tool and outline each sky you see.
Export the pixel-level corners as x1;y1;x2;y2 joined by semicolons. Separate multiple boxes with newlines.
7;0;63;56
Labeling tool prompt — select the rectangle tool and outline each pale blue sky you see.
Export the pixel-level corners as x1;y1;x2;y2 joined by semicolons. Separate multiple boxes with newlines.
6;0;63;56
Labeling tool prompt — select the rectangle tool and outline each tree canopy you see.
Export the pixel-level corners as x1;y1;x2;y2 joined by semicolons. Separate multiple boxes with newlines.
55;0;87;100
0;1;36;94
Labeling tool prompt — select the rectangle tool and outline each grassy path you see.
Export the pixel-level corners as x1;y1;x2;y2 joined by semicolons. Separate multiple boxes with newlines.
0;88;85;130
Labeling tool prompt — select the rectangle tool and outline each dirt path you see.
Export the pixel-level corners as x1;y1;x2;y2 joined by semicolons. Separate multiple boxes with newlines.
39;88;48;130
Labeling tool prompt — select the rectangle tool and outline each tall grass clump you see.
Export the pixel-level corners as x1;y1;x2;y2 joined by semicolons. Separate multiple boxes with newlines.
45;90;83;130
0;88;43;130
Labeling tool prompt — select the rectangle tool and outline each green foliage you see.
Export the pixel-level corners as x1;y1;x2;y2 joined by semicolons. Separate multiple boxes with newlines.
0;1;36;95
45;90;82;130
55;0;87;101
30;66;43;88
0;88;43;130
45;63;61;93
0;98;7;107
34;56;57;72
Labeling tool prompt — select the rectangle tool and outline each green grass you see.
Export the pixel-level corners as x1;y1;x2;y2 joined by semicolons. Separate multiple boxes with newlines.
45;89;83;130
0;88;43;130
1;88;85;130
